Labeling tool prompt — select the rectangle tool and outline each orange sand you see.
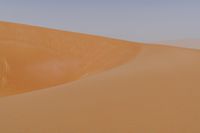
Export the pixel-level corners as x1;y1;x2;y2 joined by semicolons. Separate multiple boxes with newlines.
0;21;200;133
0;21;141;96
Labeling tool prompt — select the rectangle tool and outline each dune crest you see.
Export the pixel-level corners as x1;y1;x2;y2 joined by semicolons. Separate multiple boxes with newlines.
0;21;142;96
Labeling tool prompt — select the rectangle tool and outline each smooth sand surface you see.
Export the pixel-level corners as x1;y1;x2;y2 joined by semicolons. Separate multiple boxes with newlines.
0;22;200;133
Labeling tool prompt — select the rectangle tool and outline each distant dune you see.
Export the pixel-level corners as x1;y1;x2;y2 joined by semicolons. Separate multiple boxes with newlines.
156;39;200;49
0;22;200;133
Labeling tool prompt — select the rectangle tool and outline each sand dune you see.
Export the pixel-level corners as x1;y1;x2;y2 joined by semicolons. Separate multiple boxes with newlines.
0;21;141;96
157;39;200;49
0;22;200;133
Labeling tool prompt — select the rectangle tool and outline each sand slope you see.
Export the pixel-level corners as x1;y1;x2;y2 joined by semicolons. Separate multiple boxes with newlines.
0;21;141;96
0;22;200;133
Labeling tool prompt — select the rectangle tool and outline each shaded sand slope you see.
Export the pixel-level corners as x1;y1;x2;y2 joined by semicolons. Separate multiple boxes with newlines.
0;44;200;132
0;21;141;96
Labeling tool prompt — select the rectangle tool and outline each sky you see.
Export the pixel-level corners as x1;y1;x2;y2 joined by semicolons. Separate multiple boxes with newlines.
0;0;200;42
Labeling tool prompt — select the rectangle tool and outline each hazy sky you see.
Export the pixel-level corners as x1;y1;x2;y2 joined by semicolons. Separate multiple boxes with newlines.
0;0;200;42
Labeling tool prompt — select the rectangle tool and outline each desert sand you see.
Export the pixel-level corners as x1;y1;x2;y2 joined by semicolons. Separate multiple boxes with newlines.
0;21;200;133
